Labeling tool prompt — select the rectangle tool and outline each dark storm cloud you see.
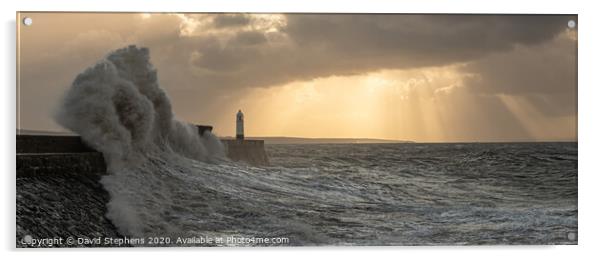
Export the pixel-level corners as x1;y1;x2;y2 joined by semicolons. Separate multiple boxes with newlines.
462;32;575;96
461;31;577;117
190;14;572;90
232;30;268;46
213;14;252;28
285;15;565;57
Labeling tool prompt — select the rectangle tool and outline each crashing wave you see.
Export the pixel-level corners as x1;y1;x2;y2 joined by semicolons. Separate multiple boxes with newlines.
55;45;225;236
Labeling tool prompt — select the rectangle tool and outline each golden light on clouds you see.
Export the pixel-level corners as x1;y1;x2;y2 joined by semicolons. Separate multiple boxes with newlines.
170;13;287;38
228;66;479;141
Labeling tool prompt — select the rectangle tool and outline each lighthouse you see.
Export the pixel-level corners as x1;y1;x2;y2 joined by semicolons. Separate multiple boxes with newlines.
236;110;244;140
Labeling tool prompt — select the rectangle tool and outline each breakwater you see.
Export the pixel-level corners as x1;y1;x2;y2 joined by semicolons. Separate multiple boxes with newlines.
16;131;269;247
222;139;269;166
16;135;122;247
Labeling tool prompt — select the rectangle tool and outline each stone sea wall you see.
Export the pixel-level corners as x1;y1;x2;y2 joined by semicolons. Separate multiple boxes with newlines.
16;133;269;247
16;135;123;247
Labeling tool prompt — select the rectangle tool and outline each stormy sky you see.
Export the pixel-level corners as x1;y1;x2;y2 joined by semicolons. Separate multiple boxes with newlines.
17;13;577;142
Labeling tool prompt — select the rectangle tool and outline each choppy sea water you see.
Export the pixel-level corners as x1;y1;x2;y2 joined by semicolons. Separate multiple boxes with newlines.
265;142;578;245
111;142;576;246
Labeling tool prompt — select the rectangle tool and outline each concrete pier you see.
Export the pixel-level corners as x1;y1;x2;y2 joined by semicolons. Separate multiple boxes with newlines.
17;135;106;177
17;135;97;154
222;139;269;166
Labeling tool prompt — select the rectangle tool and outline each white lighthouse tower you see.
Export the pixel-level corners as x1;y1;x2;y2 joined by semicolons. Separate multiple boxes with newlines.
236;109;244;140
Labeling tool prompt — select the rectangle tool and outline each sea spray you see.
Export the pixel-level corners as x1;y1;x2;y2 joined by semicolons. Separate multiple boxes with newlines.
55;45;225;236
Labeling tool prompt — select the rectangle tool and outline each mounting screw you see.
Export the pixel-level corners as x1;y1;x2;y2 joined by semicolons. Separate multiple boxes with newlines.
567;20;576;29
23;17;33;26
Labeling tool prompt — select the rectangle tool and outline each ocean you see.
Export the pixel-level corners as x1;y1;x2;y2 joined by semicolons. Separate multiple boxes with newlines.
263;142;578;245
94;142;577;246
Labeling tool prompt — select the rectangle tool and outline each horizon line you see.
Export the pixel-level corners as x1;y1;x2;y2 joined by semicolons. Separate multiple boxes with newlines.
16;129;577;143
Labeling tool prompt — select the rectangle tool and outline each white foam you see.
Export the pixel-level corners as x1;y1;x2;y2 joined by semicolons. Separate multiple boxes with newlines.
55;45;226;237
